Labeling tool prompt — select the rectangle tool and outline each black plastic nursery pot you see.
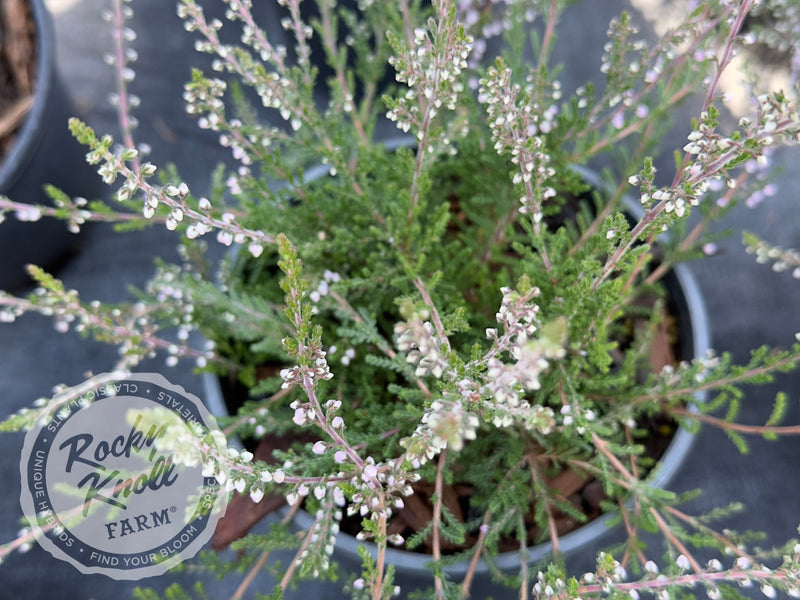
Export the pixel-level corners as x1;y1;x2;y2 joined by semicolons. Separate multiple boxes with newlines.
0;0;101;290
199;156;711;596
202;249;710;597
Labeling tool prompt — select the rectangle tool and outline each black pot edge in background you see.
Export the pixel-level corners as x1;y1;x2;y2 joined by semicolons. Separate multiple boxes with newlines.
0;0;104;291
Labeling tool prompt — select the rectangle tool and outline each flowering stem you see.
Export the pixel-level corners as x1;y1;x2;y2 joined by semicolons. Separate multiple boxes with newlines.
111;0;140;171
529;459;561;556
569;6;720;149
699;0;752;116
186;0;346;175
278;499;314;591
626;352;800;405
537;0;560;72
595;113;800;290
432;449;447;600
662;505;754;561
648;506;703;573
459;510;492;599
518;513;529;600
644;172;745;285
372;513;388;600
317;1;369;146
328;290;432;398
567;569;794;599
0;287;228;371
414;276;451;352
99;144;276;245
0;197;165;225
302;371;365;469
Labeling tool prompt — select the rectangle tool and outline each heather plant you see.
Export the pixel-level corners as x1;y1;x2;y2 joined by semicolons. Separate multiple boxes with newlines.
2;0;800;599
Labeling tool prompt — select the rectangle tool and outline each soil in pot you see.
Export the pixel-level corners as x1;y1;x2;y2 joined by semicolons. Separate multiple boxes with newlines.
208;157;695;558
210;281;689;556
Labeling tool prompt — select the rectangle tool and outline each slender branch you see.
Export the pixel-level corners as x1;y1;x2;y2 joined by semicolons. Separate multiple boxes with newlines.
317;2;368;144
536;0;559;71
648;507;703;573
565;568;798;599
328;290;432;398
230;501;301;600
591;432;637;483
619;428;646;567
414;276;451;352
432;449;447;600
529;459;561;556
459;511;492;599
626;351;800;404
592;430;700;572
278;500;315;591
663;504;755;561
372;513;388;600
645;170;747;285
111;0;141;169
518;513;529;600
618;500;648;568
671;406;800;436
699;0;752;116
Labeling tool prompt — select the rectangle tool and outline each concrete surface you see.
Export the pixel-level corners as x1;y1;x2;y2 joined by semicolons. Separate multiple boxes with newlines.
0;0;798;598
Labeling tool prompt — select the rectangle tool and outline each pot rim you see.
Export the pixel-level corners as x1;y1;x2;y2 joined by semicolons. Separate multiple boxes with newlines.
201;161;711;577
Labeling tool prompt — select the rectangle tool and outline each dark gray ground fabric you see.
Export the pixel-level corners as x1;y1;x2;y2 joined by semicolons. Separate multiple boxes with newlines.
0;1;797;598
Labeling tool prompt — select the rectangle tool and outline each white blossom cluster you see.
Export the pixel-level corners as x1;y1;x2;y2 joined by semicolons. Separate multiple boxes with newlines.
395;284;561;464
627;89;800;234
74;113;275;255
1;269;216;371
480;286;560;431
385;6;472;152
346;458;412;527
279;349;334;389
296;503;341;576
144;264;221;368
745;234;800;279
0;194;93;235
394;311;450;379
422;395;479;452
454;0;537;73
478;63;557;223
179;0;307;134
